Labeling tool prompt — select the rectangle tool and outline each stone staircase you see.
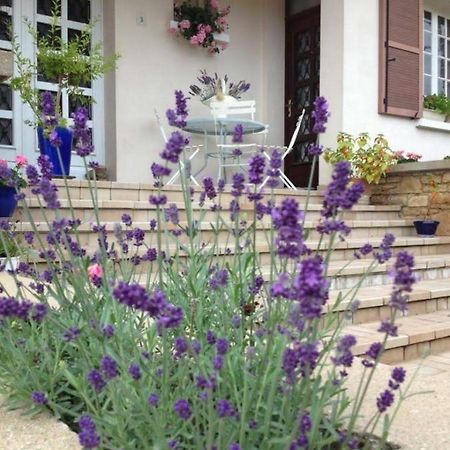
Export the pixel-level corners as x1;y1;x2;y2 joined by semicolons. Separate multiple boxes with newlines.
10;179;450;366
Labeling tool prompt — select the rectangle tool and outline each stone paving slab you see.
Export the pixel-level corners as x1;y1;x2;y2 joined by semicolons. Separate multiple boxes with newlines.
0;396;80;450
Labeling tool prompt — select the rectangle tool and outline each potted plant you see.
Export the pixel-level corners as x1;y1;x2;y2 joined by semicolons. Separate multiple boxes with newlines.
423;94;450;122
189;69;250;106
0;221;21;271
0;156;28;218
324;133;396;192
393;150;422;164
171;0;231;54
10;6;117;176
414;174;440;237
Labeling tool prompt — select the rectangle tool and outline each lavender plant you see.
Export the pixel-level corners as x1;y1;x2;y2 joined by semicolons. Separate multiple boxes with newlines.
0;93;415;450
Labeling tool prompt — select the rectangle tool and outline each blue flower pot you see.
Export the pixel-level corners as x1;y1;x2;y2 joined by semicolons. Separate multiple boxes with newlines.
37;127;73;176
0;186;17;218
413;220;440;237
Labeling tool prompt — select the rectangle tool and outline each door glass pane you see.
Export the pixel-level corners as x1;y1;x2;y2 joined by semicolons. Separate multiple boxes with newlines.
424;31;432;53
438;78;446;94
0;10;11;41
68;0;90;24
438;16;446;36
37;0;60;16
0;118;12;145
439;38;445;57
439;58;446;78
0;84;12;110
424;11;432;32
424;53;432;74
424;75;432;96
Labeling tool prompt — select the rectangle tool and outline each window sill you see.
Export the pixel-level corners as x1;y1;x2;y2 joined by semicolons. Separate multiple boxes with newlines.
416;118;450;133
169;20;230;44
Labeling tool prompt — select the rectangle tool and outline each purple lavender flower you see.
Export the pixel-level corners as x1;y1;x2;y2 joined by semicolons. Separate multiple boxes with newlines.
389;367;406;390
248;153;265;185
229;444;241;450
207;330;216;345
232;124;244;143
78;414;101;449
62;327;81;342
149;194;167;206
213;355;224;371
166;90;189;128
231;173;245;198
100;355;119;379
71;107;94;157
174;337;188;356
32;303;48;322
151;162;171;178
216;338;229;355
378;320;398;337
216;399;237;418
362;342;383;368
282;341;319;382
148;393;159;407
128;363;141;380
374;233;396;264
231;314;241;328
209;269;228;290
311;96;330;134
86;369;106;392
102;324;115;338
160;131;188;164
272;198;307;259
388;251;415;312
38;154;53;180
308;144;323;156
40;91;56;117
164;204;179;225
354;243;373;259
202;177;217;200
121;214;132;226
31;391;48;405
376;389;394;413
332;334;357;369
174;399;192;420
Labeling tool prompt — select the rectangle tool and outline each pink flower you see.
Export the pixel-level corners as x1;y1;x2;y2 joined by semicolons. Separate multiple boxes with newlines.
190;35;200;45
179;19;190;30
0;159;7;168
217;16;228;27
210;0;220;8
168;27;177;35
15;155;28;167
88;263;103;281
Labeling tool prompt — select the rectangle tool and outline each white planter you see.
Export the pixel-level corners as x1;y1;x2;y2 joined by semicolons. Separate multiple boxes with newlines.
202;94;238;108
423;109;449;122
169;20;230;44
0;256;19;271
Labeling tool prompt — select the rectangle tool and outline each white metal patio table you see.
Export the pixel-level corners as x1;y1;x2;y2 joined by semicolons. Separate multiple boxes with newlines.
184;117;266;180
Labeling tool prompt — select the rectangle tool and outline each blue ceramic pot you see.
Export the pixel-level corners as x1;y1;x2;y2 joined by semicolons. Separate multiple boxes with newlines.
0;186;17;218
413;220;440;237
37;127;73;176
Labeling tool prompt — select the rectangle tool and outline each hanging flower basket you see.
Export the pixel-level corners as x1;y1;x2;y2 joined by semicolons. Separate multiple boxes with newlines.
171;1;231;54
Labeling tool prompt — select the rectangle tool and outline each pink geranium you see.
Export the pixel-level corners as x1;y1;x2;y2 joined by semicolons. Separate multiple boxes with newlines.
88;263;103;281
0;159;7;168
15;155;28;167
179;19;190;30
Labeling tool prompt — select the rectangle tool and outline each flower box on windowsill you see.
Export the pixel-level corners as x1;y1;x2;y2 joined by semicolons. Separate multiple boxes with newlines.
416;108;450;133
0;256;19;272
0;49;13;83
169;20;230;44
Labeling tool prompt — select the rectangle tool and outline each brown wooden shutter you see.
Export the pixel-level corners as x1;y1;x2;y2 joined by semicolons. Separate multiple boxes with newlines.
379;0;424;118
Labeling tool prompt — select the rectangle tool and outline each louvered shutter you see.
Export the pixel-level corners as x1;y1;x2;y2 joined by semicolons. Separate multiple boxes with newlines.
379;0;424;118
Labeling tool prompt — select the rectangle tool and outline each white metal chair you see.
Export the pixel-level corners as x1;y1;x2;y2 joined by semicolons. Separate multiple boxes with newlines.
154;109;200;186
209;100;268;181
259;110;306;191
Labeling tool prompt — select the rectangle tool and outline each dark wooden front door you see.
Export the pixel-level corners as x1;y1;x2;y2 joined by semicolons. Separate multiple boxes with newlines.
285;6;320;188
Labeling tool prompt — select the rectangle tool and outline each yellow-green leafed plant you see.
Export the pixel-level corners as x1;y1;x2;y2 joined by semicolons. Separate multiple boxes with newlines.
324;133;396;184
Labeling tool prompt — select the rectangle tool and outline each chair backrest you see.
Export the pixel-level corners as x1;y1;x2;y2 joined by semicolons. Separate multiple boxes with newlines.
210;100;256;121
154;109;168;143
286;109;306;152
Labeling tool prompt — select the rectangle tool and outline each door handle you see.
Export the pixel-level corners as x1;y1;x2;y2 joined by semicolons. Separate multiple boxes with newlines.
287;99;293;118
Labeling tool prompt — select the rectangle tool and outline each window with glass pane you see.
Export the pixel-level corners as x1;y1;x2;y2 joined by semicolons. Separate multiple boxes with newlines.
0;0;13;146
424;10;450;97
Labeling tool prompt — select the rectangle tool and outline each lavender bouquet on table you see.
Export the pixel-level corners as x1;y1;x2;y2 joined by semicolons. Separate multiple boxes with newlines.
0;92;417;450
189;69;251;103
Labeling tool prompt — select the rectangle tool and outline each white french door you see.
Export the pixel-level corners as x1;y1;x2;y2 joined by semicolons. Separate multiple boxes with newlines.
0;0;105;177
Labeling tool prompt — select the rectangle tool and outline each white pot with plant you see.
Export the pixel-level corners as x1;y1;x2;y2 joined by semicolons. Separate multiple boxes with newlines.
423;94;450;122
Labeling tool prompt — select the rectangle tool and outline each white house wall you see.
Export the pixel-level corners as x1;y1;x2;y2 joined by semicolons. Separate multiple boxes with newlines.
104;0;284;183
